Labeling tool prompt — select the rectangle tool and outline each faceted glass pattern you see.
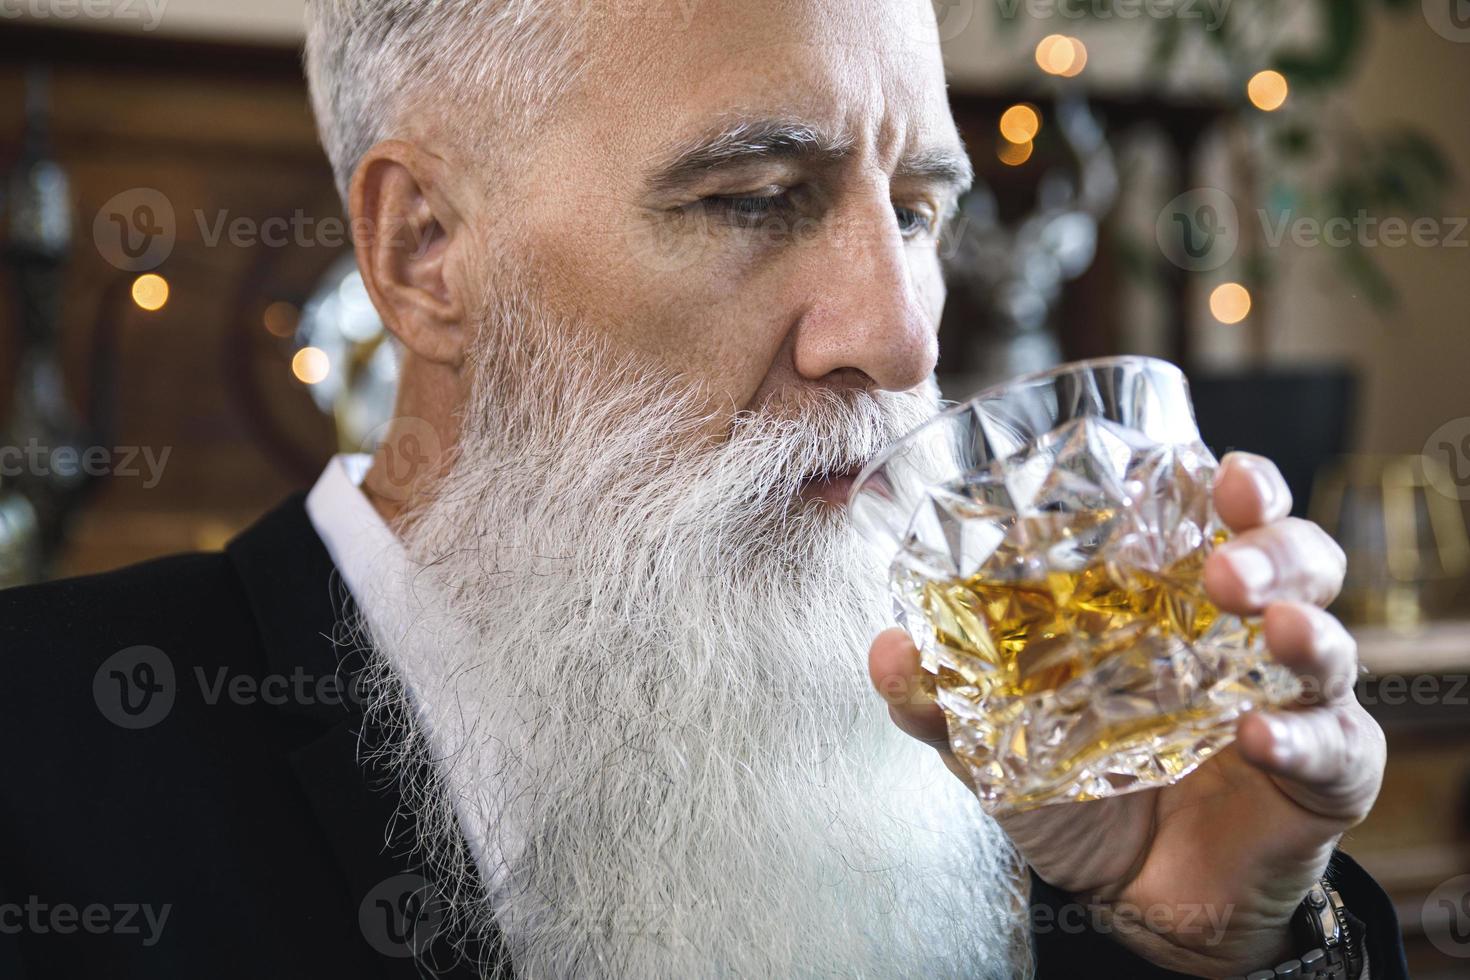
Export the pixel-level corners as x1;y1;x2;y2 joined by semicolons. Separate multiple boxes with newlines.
851;358;1299;815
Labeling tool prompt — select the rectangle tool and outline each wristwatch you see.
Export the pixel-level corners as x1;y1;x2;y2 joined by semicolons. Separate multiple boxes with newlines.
1225;880;1365;980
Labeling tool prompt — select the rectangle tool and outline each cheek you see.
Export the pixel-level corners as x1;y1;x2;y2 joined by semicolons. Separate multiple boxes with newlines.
909;248;947;325
525;216;793;412
626;264;793;411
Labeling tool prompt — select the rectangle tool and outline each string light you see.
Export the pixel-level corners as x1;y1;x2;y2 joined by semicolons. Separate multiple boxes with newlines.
131;274;169;312
1247;70;1289;111
999;104;1042;144
291;346;331;385
1210;282;1252;324
1036;35;1087;77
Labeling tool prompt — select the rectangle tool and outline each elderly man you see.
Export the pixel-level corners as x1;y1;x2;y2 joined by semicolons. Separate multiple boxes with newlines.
0;1;1405;978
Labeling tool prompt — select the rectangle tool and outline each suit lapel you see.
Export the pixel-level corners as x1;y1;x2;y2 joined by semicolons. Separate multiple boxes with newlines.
226;495;501;978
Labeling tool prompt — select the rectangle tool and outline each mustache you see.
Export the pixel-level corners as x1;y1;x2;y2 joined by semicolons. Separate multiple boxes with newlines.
720;384;939;496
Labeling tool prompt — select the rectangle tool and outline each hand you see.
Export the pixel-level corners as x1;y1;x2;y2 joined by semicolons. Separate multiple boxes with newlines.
868;452;1386;975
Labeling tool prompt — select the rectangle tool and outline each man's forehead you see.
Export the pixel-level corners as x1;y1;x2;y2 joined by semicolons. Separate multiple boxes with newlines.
585;2;954;138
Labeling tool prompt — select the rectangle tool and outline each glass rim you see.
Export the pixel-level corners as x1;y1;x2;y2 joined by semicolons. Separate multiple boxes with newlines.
848;355;1186;509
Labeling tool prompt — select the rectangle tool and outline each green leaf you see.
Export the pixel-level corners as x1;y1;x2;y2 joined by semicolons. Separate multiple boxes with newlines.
1274;0;1367;87
1336;244;1398;311
1273;124;1316;158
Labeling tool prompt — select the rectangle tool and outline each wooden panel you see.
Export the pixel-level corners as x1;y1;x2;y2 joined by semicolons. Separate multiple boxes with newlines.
0;26;341;577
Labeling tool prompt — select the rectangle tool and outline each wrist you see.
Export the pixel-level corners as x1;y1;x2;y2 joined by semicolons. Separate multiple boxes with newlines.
1104;917;1297;976
1099;880;1364;979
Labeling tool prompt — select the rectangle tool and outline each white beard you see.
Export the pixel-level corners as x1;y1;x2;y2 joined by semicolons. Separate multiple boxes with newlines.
350;296;1028;979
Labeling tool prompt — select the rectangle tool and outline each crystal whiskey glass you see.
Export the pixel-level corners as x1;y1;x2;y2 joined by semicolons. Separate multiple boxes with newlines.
850;357;1300;815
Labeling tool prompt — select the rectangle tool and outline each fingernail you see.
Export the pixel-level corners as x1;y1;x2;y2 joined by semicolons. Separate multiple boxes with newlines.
1223;545;1275;603
1266;716;1295;766
1239;456;1284;515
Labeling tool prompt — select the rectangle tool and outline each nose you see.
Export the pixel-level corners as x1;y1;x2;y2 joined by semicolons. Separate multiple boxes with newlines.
789;205;939;393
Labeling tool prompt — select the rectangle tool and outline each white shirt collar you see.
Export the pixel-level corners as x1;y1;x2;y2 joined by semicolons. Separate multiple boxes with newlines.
304;454;510;896
304;453;402;612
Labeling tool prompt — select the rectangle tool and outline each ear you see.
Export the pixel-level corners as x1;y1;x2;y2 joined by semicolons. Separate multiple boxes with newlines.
350;140;469;366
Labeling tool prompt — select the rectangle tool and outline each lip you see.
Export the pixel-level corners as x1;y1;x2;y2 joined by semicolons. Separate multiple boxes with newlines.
800;466;864;506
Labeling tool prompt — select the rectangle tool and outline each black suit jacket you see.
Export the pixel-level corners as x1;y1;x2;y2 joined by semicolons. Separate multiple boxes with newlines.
0;495;1408;979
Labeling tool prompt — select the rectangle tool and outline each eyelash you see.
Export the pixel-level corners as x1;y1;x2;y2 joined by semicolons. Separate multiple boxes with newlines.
703;190;794;226
699;192;936;239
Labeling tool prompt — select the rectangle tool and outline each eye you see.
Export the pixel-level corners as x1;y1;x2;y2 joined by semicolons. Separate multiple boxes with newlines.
700;188;794;227
894;205;935;239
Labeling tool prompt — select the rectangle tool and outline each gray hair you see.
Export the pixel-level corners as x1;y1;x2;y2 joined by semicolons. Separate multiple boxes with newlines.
304;1;585;206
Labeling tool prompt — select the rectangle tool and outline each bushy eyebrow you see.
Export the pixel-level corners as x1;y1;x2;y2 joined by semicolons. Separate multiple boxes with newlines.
645;119;855;192
645;117;974;199
894;146;975;197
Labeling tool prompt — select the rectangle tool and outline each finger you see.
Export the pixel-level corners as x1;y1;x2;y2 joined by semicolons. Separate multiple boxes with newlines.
1263;602;1360;705
1213;452;1293;531
868;629;951;748
1235;704;1385;822
1204;518;1347;613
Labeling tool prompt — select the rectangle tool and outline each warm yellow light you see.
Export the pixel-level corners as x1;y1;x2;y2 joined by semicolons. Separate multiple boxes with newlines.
292;346;331;385
1060;38;1087;77
1247;70;1289;111
1037;35;1087;77
131;274;169;312
998;139;1034;167
1210;282;1252;324
263;301;299;338
999;104;1042;144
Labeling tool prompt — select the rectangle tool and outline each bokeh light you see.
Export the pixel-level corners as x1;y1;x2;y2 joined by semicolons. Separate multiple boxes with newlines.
131;274;169;312
999;104;1042;144
263;301;299;338
998;139;1035;167
1210;282;1253;324
1247;70;1289;111
291;346;331;385
1036;35;1087;78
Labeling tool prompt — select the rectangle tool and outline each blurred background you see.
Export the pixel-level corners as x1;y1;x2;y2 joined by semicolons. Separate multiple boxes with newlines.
0;1;1467;973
